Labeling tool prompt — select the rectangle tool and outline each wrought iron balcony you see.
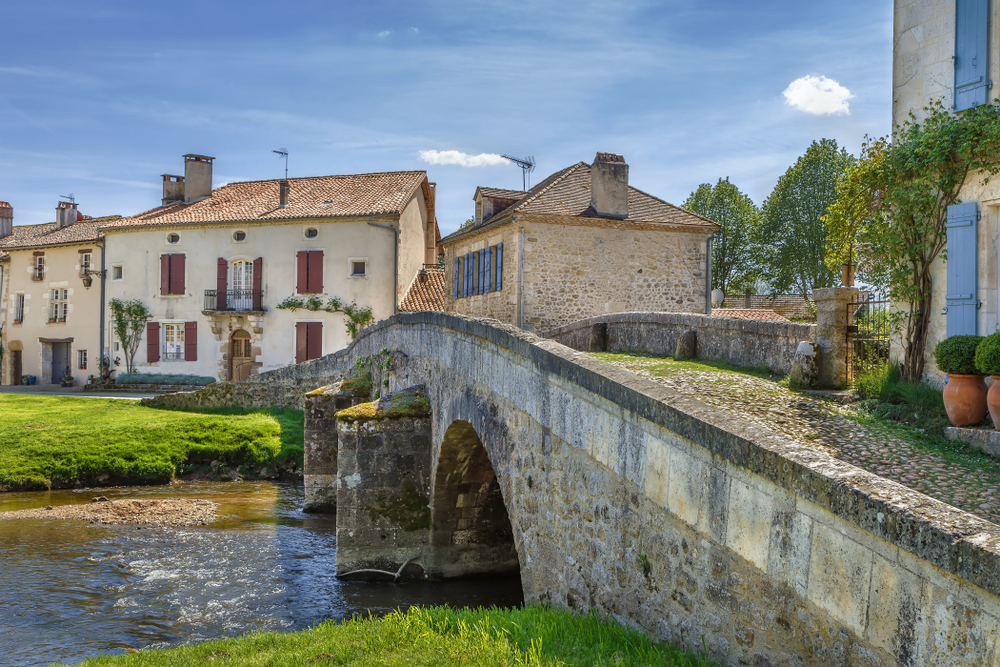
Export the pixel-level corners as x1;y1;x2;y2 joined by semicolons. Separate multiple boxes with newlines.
203;289;265;313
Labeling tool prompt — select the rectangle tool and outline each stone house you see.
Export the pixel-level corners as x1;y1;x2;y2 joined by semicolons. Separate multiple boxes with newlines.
0;200;120;385
438;153;719;333
100;155;439;381
894;0;1000;380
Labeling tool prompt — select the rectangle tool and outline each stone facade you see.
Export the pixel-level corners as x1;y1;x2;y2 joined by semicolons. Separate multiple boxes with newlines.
302;381;366;512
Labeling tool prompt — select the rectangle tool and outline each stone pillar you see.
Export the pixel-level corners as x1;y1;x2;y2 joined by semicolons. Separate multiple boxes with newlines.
335;386;433;580
303;380;367;513
812;287;859;389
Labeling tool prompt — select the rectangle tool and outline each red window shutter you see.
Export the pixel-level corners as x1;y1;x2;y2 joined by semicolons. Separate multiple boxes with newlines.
184;321;198;362
160;255;170;296
170;254;186;295
308;250;324;294
296;251;308;294
307;321;323;361
295;322;308;364
146;322;160;363
253;257;263;310
217;258;228;309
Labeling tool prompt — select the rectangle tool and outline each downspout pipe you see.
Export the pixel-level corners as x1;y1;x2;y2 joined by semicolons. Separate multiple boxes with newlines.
705;234;714;315
99;239;106;363
511;216;525;329
368;220;399;314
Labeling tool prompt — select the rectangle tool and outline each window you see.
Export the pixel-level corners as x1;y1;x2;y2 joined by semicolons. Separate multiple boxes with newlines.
78;350;88;370
112;265;123;281
80;253;92;277
160;254;186;295
350;259;367;277
32;255;44;281
233;230;247;242
296;250;324;294
14;293;24;324
163;323;185;361
305;228;318;239
114;341;120;352
167;233;180;244
49;289;68;322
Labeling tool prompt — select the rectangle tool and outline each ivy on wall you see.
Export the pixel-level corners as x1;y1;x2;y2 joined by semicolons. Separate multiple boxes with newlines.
276;295;375;340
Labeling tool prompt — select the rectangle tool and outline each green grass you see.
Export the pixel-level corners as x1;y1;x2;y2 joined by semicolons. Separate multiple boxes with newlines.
0;395;283;490
65;605;716;667
156;405;305;466
591;350;778;380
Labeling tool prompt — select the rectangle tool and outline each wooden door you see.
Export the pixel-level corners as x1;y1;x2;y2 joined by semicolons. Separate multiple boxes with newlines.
230;332;253;381
51;343;70;384
11;351;22;385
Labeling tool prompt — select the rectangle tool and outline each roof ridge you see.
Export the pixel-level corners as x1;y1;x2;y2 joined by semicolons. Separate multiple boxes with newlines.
221;170;427;187
626;183;719;228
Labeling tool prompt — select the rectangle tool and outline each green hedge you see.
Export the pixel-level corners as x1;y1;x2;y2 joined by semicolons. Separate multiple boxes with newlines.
116;373;216;386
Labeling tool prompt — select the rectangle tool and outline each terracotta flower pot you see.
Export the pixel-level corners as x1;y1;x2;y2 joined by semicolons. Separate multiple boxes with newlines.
987;376;1000;430
943;373;989;427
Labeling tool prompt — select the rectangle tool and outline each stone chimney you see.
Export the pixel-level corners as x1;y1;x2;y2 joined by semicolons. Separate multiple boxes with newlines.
279;179;290;209
183;154;215;202
0;201;12;240
590;152;629;219
162;174;185;205
55;201;78;228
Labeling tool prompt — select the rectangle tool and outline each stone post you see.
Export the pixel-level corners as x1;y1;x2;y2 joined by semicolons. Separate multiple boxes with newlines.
335;386;432;580
302;380;367;513
812;287;859;389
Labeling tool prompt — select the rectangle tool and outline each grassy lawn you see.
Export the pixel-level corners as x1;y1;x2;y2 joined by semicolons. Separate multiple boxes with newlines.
65;605;716;667
0;395;290;490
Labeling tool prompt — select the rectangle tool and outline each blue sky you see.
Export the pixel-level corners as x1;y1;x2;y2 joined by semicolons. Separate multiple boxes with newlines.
1;0;891;235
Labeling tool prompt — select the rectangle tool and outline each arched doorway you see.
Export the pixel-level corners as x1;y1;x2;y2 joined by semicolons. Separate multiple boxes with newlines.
230;330;253;381
432;420;520;578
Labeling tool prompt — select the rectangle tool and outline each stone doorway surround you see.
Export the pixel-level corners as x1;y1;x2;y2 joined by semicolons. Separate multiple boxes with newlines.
206;314;263;381
38;337;73;386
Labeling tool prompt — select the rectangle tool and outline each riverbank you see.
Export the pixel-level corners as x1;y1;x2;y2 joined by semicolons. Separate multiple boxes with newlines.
0;395;304;492
64;605;716;666
0;496;217;526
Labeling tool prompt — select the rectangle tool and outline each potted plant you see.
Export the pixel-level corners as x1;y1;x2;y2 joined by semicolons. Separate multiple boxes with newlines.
21;374;29;386
61;373;74;388
935;335;987;426
976;332;1000;429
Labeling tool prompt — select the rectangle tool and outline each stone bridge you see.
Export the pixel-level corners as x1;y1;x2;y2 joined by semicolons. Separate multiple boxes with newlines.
151;312;1000;667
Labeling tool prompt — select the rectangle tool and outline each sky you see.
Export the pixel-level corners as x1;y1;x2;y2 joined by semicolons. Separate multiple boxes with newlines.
0;0;892;236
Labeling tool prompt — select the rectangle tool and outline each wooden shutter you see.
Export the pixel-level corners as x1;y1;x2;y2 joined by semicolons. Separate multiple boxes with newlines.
295;322;308;363
253;257;263;310
955;0;990;111
307;250;324;294
495;242;504;291
296;251;308;294
307;321;323;361
454;257;461;299
217;258;228;309
465;252;473;297
477;249;484;295
170;254;186;295
946;202;979;336
184;321;198;362
484;247;492;293
146;322;160;363
160;255;170;296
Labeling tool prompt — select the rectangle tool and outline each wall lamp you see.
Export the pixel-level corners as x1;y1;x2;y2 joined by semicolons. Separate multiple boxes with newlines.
81;269;106;289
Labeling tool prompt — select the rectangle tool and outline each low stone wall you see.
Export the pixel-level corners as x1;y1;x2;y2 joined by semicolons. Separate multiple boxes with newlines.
84;383;208;394
544;312;815;374
945;426;1000;458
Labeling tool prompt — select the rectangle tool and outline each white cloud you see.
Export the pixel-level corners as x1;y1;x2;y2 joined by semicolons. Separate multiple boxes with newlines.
782;75;853;115
418;150;507;167
378;30;392;38
410;27;419;33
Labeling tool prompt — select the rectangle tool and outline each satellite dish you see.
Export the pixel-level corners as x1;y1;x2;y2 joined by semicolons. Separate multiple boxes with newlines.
711;289;725;308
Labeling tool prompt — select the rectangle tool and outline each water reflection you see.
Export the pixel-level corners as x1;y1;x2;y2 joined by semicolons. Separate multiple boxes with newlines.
0;482;523;667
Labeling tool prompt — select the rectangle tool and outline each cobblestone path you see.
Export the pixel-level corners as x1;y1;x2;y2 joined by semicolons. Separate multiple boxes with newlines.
598;355;1000;526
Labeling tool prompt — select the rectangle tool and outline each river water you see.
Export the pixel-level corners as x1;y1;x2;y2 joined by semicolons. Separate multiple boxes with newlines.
0;482;524;667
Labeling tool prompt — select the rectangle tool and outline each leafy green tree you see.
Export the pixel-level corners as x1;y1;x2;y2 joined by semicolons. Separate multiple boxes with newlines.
824;102;1000;381
683;178;760;296
108;298;151;374
760;139;855;297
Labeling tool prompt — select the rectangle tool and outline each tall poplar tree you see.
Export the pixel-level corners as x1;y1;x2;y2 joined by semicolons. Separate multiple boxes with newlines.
683;178;760;297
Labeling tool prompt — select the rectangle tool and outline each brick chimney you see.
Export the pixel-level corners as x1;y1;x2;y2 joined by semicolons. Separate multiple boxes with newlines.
0;201;12;239
590;152;629;219
279;179;289;208
162;174;185;205
183;154;215;202
55;201;78;228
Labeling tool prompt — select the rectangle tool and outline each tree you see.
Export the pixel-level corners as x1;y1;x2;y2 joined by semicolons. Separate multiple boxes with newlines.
108;298;150;374
759;139;855;297
683;178;760;296
824;102;1000;381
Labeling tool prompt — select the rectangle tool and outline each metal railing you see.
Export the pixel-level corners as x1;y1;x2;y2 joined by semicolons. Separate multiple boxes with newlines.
846;297;891;384
203;289;264;312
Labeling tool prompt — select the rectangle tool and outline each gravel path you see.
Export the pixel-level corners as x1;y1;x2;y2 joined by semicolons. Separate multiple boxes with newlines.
0;497;217;526
601;356;1000;525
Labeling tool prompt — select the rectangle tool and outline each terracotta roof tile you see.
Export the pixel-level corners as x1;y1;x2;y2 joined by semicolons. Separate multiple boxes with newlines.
712;308;790;322
399;268;445;312
103;171;429;230
0;201;11;209
721;294;816;321
442;162;718;245
476;187;527;200
0;216;121;250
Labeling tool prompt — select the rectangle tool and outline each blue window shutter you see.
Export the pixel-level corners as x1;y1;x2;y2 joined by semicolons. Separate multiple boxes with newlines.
454;257;460;299
483;248;493;294
954;0;990;111
496;243;504;291
477;249;485;295
946;202;979;336
465;252;472;297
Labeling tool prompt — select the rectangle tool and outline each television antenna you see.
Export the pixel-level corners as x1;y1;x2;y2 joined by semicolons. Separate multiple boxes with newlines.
501;155;535;190
59;193;76;204
273;148;288;179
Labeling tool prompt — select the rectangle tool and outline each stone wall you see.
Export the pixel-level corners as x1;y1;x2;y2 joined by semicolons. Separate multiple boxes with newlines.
303;381;366;513
544;311;815;375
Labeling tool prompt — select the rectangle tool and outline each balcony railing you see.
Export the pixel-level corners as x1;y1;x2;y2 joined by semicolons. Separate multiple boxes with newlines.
204;289;265;313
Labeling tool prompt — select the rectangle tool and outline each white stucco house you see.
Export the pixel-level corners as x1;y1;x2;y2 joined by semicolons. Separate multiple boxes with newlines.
101;154;439;381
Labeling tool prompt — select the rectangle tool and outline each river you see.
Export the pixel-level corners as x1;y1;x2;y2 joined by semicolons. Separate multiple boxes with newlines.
0;481;524;667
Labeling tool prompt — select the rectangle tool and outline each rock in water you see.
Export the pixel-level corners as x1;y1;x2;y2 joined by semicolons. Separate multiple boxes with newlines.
790;341;820;389
675;329;697;360
90;496;109;503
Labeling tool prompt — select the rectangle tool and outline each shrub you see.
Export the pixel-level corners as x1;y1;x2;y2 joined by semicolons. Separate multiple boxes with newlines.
976;332;1000;375
854;361;899;402
116;373;216;386
933;335;983;375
